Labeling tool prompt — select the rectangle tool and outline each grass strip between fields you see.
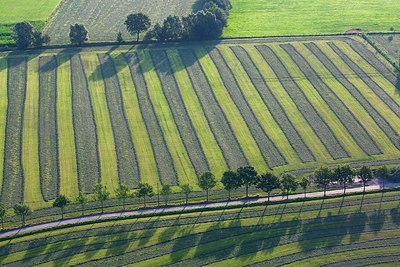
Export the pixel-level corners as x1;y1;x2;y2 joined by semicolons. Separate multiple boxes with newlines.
0;59;6;195
81;54;119;192
138;50;195;185
56;55;78;198
293;43;397;156
112;54;159;187
22;57;44;206
195;48;269;172
166;49;226;181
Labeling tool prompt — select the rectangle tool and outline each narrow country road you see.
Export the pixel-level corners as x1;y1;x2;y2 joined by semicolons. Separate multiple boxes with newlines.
0;182;396;240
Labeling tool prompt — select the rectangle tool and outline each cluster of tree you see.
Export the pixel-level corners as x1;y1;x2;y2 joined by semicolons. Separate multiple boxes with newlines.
123;0;232;42
0;164;392;229
12;22;51;49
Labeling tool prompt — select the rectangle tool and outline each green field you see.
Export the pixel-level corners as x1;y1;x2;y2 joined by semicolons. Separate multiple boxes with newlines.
224;0;400;37
1;191;400;266
0;0;61;45
0;36;400;209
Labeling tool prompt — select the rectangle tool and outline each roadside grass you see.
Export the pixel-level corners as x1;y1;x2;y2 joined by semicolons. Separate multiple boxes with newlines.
0;59;7;195
224;0;400;37
1;191;397;265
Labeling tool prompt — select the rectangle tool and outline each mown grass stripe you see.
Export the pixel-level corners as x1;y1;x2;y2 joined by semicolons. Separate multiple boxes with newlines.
166;49;227;184
315;42;400;136
1;57;27;206
81;54;119;192
244;45;332;163
228;46;315;164
97;53;140;188
256;45;351;160
280;44;381;156
124;52;177;185
56;55;79;198
70;55;101;193
38;56;60;201
112;54;159;187
22;57;44;206
178;48;248;170
305;42;400;150
0;59;7;197
150;50;209;176
330;41;400;116
206;47;287;167
138;50;196;185
195;48;269;171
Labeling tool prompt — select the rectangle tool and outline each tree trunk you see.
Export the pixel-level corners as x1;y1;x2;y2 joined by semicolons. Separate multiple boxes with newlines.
304;189;307;198
286;190;289;200
185;194;188;205
81;204;84;216
228;190;231;200
324;187;327;197
206;190;209;202
382;178;385;190
123;199;126;211
61;207;64;220
363;182;366;193
143;196;146;207
21;215;25;226
137;31;139;42
343;182;346;195
267;192;270;202
245;185;249;198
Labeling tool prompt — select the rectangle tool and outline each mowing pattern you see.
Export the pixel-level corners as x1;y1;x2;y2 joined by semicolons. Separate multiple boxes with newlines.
1;192;399;266
0;37;399;206
38;56;59;201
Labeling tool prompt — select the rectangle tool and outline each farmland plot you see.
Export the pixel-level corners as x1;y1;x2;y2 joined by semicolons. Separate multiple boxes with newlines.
44;0;205;44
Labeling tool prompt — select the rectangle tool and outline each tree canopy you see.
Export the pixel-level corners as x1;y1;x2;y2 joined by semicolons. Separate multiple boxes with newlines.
125;13;151;41
69;24;88;45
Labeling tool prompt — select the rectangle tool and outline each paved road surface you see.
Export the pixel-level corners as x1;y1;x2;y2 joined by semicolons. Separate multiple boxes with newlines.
0;183;394;240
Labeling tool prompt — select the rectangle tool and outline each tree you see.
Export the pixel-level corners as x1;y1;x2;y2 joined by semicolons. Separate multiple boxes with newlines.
256;172;280;201
359;166;373;193
93;184;110;213
198;171;217;202
280;174;298;200
237;166;258;198
158;16;184;41
115;184;130;210
160;184;172;205
136;183;154;207
180;184;192;205
125;13;151;41
32;31;51;47
13;204;31;226
69;24;88;45
221;170;240;200
0;203;5;230
334;165;354;195
314;166;333;197
53;195;70;219
76;192;88;216
375;166;389;189
299;177;310;198
13;22;34;49
116;31;124;43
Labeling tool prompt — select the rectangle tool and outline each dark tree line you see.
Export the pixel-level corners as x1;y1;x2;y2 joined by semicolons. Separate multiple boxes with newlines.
12;22;51;49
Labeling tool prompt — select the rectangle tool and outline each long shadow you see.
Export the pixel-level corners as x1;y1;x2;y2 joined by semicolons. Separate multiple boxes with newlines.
38;47;82;72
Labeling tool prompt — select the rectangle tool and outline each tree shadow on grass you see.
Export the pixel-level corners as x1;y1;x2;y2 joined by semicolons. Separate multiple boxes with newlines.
368;209;385;233
390;208;400;225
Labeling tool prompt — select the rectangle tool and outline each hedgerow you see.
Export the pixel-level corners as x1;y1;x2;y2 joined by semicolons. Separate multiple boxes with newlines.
124;52;177;185
280;43;381;156
207;47;286;168
150;50;209;176
178;48;248;170
305;42;400;149
38;56;60;201
229;46;314;164
1;58;27;206
255;45;349;160
70;55;101;192
97;54;140;188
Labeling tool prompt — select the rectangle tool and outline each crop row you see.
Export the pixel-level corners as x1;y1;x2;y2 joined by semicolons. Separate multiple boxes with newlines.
97;54;140;188
70;55;101;192
305;42;400;150
124;53;177;185
229;46;315;164
255;45;349;160
1;58;27;206
2;194;399;265
38;56;60;201
178;49;248;170
207;47;287;167
150;50;209;176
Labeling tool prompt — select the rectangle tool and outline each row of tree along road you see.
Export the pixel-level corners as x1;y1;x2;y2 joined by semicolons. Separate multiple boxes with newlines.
0;164;394;229
11;0;232;49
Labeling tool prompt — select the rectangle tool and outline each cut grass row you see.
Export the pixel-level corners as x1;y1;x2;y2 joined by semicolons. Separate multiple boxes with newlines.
38;56;59;201
1;192;398;265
